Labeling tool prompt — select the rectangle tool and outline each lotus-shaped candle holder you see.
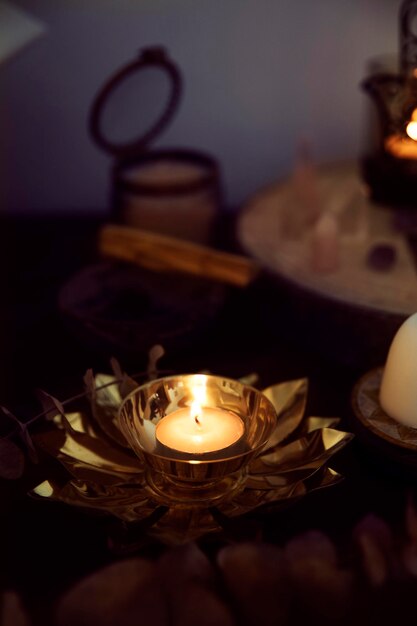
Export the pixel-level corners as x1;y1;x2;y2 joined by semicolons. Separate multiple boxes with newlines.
31;371;353;545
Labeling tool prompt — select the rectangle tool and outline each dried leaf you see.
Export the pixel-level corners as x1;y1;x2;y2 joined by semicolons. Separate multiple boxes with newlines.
87;373;129;448
36;388;62;421
0;438;25;480
83;369;96;399
109;358;139;399
218;543;291;626
147;344;165;381
55;558;167;626
0;407;37;463
33;393;76;437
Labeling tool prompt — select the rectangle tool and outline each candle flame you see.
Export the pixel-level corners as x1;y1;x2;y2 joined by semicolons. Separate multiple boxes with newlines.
191;401;203;428
406;108;417;141
190;375;208;428
191;375;208;406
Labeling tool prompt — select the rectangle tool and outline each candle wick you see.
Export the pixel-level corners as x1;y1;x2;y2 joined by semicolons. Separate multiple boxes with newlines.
194;414;201;427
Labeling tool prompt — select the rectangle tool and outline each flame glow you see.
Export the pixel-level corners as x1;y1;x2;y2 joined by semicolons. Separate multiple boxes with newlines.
406;108;417;141
190;374;208;426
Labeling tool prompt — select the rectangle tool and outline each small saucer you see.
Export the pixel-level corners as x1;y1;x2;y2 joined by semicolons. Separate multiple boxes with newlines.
352;368;417;458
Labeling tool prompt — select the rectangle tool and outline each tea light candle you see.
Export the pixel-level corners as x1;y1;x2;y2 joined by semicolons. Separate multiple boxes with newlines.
380;312;417;427
155;406;244;454
384;108;417;159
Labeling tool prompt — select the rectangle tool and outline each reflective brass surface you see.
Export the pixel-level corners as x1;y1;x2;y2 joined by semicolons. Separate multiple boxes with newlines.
118;374;277;503
31;374;353;544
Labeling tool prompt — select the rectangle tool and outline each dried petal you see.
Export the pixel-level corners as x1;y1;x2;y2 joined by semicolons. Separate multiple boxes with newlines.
0;439;25;480
55;558;167;626
0;591;30;626
354;515;398;586
158;543;234;626
285;531;352;621
218;543;291;626
89;373;129;447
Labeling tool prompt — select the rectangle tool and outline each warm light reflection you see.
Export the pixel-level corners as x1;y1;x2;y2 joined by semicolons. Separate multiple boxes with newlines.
384;107;417;159
191;375;208;403
190;374;208;425
385;134;417;159
406;108;417;140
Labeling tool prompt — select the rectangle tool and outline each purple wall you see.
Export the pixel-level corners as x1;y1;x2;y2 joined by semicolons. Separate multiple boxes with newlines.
0;0;400;214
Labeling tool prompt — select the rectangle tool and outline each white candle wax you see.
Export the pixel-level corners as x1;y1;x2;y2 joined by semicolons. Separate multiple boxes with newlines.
380;312;417;427
155;406;244;454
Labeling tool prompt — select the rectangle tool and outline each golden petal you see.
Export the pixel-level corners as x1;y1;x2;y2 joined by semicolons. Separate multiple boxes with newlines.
53;411;99;438
220;467;343;519
32;478;155;523
301;416;341;434
261;379;308;447
245;472;308;490
50;458;144;485
33;427;141;475
253;429;353;472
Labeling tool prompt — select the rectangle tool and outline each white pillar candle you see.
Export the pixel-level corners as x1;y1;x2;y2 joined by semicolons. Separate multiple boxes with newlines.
380;312;417;427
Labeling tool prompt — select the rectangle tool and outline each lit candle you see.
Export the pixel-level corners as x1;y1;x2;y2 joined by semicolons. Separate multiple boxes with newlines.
155;405;244;455
384;107;417;159
380;312;417;427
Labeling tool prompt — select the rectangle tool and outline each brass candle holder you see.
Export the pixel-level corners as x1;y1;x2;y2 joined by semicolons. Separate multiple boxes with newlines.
118;374;277;506
30;370;353;544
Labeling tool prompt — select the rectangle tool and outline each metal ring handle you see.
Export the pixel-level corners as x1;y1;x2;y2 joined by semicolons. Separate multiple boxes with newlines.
89;46;182;157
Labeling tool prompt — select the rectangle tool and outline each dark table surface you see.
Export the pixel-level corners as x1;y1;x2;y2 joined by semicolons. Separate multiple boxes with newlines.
0;212;414;623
